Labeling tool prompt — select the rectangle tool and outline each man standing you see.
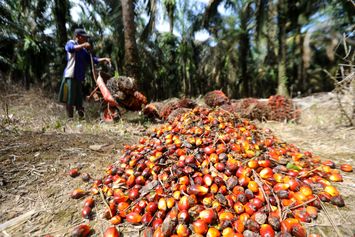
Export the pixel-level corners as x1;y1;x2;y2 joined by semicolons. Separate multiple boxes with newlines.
59;28;111;119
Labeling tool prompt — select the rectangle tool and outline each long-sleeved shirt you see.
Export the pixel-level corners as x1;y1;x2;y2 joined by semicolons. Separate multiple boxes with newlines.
63;40;98;81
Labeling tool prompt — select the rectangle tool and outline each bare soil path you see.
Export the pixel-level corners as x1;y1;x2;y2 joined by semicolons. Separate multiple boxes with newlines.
0;87;354;236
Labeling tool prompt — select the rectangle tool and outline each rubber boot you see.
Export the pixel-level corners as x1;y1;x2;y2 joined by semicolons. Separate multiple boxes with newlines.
66;105;74;118
77;107;85;119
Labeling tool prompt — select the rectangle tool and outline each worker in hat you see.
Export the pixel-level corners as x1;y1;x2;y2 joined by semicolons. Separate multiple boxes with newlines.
58;28;111;119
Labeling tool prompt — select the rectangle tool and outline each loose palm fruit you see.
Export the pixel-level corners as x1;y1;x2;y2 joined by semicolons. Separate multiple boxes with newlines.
71;224;91;237
340;164;353;172
103;226;120;237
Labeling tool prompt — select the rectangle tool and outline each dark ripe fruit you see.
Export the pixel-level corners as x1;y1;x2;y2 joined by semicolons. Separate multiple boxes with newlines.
146;202;158;214
178;210;190;223
291;223;307;237
83;197;95;208
199;208;217;224
142;212;153;224
244;189;254;200
81;206;91;219
156;210;166;219
71;224;91;237
70;189;86;199
152;218;163;229
103;226;120;237
81;173;91;182
69;168;80;178
126;212;142;224
215;162;225;172
129;188;139;201
192;219;208;235
237;193;248;204
330;195;345;207
340;164;353;172
259;224;275;237
322;160;335;168
135;175;146;185
267;216;280;231
276;190;289;199
245;219;260;233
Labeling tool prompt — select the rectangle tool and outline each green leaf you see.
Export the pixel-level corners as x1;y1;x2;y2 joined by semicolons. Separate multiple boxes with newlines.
286;162;301;171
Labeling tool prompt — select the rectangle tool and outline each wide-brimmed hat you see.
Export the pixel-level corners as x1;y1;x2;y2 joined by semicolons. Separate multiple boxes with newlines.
74;28;88;37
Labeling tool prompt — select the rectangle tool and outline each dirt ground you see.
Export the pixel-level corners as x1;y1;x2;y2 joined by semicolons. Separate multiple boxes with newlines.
0;86;354;237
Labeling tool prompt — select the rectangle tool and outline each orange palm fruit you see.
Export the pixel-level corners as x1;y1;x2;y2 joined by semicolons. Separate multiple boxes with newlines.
340;164;353;172
206;227;221;237
259;224;275;237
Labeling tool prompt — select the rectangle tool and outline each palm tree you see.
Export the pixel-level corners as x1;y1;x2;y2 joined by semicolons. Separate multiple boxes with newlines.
121;0;141;82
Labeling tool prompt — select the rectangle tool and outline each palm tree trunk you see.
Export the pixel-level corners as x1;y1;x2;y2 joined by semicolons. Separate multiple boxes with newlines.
277;0;288;96
53;0;68;75
239;4;252;97
121;0;141;82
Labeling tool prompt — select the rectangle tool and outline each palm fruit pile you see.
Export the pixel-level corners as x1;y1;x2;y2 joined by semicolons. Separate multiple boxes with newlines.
204;90;231;107
106;76;147;111
70;107;351;237
267;95;300;122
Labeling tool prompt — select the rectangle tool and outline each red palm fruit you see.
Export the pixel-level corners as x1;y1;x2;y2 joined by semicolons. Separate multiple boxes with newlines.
199;209;217;224
258;159;271;168
152;218;163;229
178;210;190;223
179;176;190;185
293;209;311;223
110;215;122;225
158;198;167;211
188;184;209;196
128;188;140;201
156;210;166;219
141;212;153;224
173;191;181;200
192;219;208;235
206;227;221;237
204;146;216;155
324;185;339;197
250;198;263;209
305;206;318;219
71;224;91;237
83;197;95;208
216;144;227;154
82;206;91;219
126;212;142;224
69;168;80;178
222;227;235;237
233;219;245;233
340;164;353;172
247;181;259;193
70;189;86;199
299;185;312;197
203;174;213;186
202;196;213;207
273;183;289;192
329;173;343;182
232;185;244;195
260;224;275;237
178;196;190;211
322;160;335;168
219;211;234;222
219;185;228;195
284;177;300;191
103;226;120;237
233;202;245;214
238;175;250;187
244;203;257;216
215;162;225;171
117;201;129;211
259;168;273;179
248;160;259;169
212;200;222;212
176;224;190;237
135;175;146;185
210;183;219;194
227;158;240;172
146;202;158;214
291;223;307;237
281;218;299;233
